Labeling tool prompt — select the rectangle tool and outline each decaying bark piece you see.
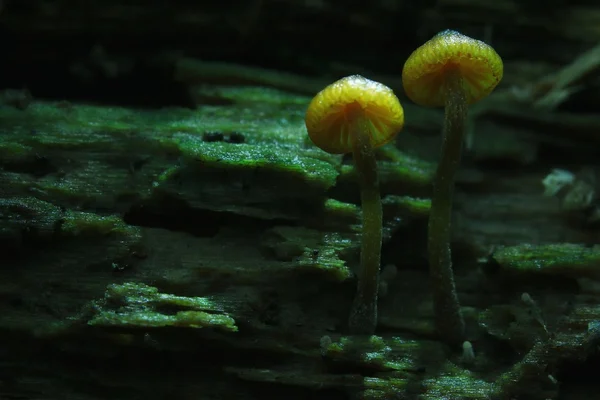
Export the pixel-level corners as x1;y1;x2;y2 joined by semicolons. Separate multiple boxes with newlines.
2;49;600;399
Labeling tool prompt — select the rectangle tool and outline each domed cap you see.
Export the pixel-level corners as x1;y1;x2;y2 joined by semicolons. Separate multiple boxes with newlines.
402;30;503;107
305;75;404;154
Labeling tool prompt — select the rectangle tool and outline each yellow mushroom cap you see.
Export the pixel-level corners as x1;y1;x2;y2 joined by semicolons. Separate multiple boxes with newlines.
305;75;404;154
402;30;503;107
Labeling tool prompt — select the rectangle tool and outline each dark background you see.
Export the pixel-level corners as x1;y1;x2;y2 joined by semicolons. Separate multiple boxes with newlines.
0;0;594;108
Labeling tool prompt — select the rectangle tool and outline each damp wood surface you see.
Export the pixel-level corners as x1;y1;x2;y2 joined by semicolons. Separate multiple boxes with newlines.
1;64;600;399
2;1;600;399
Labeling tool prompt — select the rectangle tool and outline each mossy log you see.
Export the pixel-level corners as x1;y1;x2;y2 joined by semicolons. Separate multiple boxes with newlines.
1;71;600;399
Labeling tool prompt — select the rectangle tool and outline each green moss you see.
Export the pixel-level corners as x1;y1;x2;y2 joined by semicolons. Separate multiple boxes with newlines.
261;226;355;281
317;199;361;231
383;195;431;218
301;231;356;280
255;193;431;282
323;335;442;372
60;212;137;236
0;197;63;240
91;309;237;331
0;198;136;241
89;282;237;332
173;136;338;189
363;376;410;398
421;362;493;399
0;86;433;225
493;243;600;276
323;198;360;217
322;335;448;398
0;142;33;159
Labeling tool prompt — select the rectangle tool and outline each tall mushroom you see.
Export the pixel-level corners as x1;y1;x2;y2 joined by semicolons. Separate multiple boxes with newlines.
305;75;404;334
402;30;503;345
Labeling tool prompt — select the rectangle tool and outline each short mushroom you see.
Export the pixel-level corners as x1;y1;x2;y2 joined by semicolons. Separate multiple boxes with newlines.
305;75;404;334
402;30;503;346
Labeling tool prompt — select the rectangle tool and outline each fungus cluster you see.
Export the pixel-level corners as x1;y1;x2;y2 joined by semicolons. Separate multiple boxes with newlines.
304;30;502;341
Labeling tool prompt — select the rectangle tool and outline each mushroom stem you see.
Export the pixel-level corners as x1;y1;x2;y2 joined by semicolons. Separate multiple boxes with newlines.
428;67;466;346
348;115;382;335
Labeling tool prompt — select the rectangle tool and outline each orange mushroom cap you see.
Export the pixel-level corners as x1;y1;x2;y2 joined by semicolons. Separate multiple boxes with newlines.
402;30;503;107
305;75;404;154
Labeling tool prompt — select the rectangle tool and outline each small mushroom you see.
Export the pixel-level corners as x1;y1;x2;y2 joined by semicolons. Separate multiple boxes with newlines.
305;75;404;334
402;30;503;346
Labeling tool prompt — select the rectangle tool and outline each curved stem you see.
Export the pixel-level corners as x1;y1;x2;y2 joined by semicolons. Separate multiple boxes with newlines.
348;116;382;335
428;67;466;346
